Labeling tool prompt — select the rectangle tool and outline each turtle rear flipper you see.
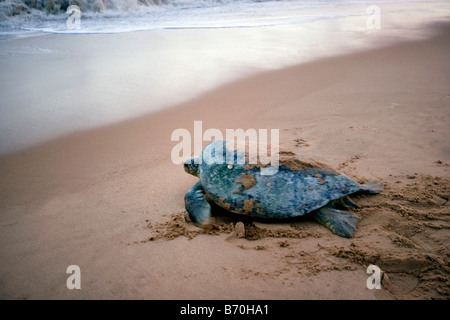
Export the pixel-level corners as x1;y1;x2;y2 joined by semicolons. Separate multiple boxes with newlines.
185;181;211;227
332;195;359;209
313;205;360;238
359;181;384;194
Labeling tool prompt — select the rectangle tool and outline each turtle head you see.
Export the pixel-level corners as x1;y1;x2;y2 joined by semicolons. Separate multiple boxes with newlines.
184;156;200;177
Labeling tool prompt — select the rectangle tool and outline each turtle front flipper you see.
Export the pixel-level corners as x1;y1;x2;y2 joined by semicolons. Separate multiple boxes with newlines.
185;181;211;227
312;205;360;238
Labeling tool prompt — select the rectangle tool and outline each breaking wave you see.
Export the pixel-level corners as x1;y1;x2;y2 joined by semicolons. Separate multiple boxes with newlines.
2;0;263;17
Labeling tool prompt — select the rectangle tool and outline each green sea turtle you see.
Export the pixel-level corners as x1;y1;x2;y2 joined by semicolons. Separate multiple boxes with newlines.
184;140;383;238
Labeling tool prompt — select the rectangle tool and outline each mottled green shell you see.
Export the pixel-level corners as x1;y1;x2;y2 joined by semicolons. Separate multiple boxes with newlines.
199;140;360;218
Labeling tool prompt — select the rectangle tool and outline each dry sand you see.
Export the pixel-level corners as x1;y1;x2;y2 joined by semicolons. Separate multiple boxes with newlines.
0;22;449;300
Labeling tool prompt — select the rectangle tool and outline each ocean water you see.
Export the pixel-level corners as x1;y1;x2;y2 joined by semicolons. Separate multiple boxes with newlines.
0;0;449;154
0;0;445;34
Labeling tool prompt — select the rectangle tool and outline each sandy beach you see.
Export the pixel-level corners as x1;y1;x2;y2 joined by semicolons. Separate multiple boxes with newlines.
0;17;449;300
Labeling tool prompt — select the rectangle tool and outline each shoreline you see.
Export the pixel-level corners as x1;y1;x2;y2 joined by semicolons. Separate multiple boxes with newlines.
0;22;449;299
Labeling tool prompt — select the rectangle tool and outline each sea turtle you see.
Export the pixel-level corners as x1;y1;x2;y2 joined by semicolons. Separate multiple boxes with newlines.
183;140;383;238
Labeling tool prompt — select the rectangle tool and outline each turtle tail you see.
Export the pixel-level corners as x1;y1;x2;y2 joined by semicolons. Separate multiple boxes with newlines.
358;181;384;194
